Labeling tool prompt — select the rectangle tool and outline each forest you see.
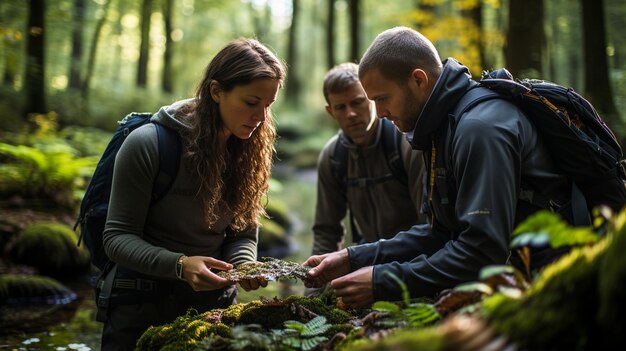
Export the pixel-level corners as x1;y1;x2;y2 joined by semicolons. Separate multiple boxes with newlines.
1;0;626;350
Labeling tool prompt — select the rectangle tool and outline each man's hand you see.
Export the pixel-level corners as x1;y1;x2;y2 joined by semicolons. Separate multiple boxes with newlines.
330;266;374;308
303;249;351;288
181;256;235;291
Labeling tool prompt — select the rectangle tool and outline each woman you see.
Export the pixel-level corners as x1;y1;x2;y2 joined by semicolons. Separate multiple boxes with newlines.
101;38;286;350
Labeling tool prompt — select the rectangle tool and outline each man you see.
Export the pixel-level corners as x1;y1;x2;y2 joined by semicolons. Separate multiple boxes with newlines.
304;27;574;308
307;63;426;296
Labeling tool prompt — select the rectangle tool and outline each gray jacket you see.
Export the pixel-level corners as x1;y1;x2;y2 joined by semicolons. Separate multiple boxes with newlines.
103;99;258;280
312;118;427;255
348;58;569;301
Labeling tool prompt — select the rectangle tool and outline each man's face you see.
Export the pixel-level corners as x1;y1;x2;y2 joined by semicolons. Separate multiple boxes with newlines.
326;83;377;146
360;69;422;133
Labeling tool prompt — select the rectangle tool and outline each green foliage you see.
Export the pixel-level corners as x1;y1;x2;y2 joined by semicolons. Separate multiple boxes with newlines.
0;117;98;209
512;210;601;248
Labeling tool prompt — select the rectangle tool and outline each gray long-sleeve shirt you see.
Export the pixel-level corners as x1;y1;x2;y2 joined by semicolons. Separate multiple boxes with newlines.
103;100;258;280
312;118;427;255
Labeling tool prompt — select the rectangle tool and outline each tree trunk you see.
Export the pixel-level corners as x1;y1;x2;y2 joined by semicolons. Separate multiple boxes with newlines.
348;0;359;63
2;5;21;87
24;0;46;117
162;0;173;93
136;0;152;87
83;0;110;99
68;0;85;91
581;0;619;123
285;0;300;101
326;0;335;69
505;0;544;78
464;3;484;75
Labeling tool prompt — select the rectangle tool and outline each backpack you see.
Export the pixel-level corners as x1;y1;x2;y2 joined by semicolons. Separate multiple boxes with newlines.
329;118;408;242
74;112;181;271
440;68;626;224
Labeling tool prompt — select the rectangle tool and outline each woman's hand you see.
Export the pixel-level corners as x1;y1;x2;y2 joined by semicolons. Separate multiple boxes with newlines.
181;256;235;291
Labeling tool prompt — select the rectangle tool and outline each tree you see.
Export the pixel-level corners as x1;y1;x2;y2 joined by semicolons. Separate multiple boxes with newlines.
83;0;110;99
285;0;301;101
326;0;335;69
137;0;153;87
68;0;85;91
162;0;174;93
24;0;46;117
348;0;359;63
581;0;619;124
504;0;544;78
1;4;23;88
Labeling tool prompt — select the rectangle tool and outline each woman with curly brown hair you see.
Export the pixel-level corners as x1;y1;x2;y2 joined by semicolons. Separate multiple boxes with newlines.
100;38;286;350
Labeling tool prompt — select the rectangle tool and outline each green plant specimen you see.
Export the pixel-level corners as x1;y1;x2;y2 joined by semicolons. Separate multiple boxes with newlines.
217;257;310;283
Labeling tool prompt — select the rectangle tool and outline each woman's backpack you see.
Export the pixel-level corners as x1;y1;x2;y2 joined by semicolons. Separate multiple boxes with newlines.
74;112;181;271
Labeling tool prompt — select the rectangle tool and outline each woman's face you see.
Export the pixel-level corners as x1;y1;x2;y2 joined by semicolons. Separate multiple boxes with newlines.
211;78;280;141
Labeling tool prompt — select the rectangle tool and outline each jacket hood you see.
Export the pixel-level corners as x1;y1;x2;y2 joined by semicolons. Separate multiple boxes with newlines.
407;58;477;150
150;98;196;132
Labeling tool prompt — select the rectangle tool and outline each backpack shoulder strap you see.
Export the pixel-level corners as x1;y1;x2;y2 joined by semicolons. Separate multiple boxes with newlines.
380;118;408;186
151;121;181;203
329;131;349;188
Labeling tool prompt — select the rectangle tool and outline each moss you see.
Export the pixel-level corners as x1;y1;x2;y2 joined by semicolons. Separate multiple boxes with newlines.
135;319;232;351
265;198;292;230
482;240;606;351
8;221;90;276
339;327;443;351
0;273;76;305
597;211;626;343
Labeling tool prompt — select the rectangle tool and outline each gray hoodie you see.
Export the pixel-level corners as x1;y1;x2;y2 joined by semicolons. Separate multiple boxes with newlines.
103;99;258;280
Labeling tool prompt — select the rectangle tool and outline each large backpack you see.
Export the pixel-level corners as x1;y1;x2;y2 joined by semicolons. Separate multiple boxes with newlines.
74;112;181;271
329;118;408;242
440;68;626;224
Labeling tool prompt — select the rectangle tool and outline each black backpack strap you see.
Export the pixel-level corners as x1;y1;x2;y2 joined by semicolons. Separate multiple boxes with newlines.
151;122;181;203
434;87;502;206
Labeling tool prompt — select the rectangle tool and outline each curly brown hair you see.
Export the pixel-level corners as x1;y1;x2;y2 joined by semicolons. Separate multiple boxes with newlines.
179;38;285;232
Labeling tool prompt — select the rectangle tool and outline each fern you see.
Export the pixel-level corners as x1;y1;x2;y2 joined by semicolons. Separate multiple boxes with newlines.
274;316;330;350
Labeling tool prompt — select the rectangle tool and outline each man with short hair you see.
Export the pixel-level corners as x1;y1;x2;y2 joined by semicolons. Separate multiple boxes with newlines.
307;62;426;295
304;27;576;307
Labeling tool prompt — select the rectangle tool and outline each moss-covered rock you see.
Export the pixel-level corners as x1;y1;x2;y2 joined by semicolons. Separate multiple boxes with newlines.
258;217;293;258
7;221;90;277
481;239;607;350
597;211;626;344
0;273;77;306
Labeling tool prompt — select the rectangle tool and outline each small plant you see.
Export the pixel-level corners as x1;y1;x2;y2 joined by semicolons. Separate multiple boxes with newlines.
273;316;331;351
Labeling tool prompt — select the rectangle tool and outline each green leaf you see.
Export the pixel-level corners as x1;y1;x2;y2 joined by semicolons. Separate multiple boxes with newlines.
372;301;402;313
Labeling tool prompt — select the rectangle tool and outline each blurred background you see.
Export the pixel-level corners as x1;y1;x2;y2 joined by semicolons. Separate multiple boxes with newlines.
0;0;625;348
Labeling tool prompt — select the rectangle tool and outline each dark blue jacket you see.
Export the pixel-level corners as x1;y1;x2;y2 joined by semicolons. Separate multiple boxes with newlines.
347;58;569;301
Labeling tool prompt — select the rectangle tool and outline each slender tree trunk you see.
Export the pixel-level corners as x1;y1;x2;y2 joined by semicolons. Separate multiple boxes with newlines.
68;0;85;91
24;0;46;118
285;0;300;100
581;0;618;122
348;0;359;63
464;3;484;75
326;0;335;69
83;0;110;99
162;0;173;93
136;0;152;87
2;5;21;87
505;0;544;78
